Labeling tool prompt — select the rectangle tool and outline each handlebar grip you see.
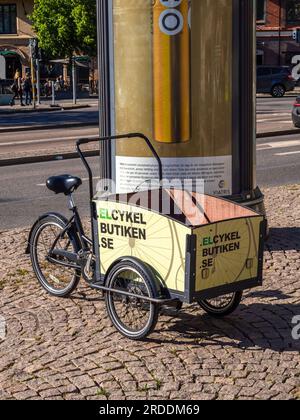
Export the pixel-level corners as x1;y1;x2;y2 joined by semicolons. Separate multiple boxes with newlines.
76;138;93;146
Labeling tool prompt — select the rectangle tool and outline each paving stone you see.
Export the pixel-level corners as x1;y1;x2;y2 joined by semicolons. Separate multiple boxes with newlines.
0;186;300;400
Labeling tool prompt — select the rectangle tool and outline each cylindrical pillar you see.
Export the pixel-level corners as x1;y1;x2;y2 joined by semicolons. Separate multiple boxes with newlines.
97;0;113;182
97;0;264;212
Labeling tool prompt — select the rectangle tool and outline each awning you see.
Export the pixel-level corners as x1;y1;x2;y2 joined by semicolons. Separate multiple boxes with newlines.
0;50;19;57
74;56;90;63
49;56;91;65
49;58;69;64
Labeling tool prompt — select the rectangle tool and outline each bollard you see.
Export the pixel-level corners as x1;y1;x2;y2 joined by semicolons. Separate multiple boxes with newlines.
51;81;55;107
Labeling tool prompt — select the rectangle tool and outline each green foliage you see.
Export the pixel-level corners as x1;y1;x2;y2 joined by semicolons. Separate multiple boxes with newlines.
31;0;97;59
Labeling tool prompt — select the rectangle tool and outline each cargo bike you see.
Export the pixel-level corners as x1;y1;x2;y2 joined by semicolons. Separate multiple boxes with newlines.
26;134;266;340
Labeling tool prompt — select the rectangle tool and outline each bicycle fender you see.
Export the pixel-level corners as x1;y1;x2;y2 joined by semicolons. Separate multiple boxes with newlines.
104;256;170;300
25;212;69;254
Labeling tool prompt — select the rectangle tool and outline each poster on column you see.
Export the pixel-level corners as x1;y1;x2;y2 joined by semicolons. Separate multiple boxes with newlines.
112;0;233;196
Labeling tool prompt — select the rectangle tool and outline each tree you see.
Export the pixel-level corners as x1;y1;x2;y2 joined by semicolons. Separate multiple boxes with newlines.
30;0;97;59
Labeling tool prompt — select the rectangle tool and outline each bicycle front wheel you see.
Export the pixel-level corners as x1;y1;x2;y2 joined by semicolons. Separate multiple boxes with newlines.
30;215;81;297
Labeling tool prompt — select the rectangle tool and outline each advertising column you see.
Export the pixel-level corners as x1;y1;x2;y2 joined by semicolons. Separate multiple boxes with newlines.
112;0;233;196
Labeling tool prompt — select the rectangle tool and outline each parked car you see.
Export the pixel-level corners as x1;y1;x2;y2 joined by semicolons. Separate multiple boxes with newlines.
257;66;296;97
292;96;300;127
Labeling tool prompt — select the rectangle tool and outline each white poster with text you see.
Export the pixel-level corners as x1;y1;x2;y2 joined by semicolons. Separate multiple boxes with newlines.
116;156;232;196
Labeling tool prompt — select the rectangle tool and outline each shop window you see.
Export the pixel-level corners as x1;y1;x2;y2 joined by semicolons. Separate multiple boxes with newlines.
287;0;300;23
257;0;266;22
0;4;17;34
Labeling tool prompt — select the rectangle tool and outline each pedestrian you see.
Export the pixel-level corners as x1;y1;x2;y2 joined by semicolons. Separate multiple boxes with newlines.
23;74;32;106
54;77;60;92
45;79;52;97
59;75;64;91
10;80;18;106
10;70;24;106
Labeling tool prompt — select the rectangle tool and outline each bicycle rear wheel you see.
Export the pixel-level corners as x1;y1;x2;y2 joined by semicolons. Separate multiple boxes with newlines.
198;291;243;318
105;260;159;340
30;215;81;297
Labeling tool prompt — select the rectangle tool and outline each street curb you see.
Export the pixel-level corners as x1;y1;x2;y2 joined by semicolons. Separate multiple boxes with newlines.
257;128;300;138
257;93;300;99
0;104;91;116
0;121;99;134
0;150;99;167
257;95;299;99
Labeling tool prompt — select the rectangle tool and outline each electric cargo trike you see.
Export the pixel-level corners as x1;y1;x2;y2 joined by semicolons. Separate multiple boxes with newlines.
26;134;265;340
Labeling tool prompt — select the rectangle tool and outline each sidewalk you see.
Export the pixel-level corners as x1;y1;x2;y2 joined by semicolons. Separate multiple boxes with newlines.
257;121;299;138
0;185;299;400
0;101;93;115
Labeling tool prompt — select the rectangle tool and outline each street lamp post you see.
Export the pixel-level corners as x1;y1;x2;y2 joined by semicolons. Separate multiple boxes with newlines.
36;57;41;105
72;57;77;105
29;38;37;109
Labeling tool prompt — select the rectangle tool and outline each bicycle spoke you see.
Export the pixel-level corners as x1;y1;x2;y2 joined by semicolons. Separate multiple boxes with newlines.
110;271;151;333
33;221;78;292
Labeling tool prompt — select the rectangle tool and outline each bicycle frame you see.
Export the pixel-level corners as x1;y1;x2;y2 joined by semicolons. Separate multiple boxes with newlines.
50;133;164;282
47;211;92;272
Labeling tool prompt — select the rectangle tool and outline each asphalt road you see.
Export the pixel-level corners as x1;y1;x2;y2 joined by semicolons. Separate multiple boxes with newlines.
0;132;299;230
0;157;100;230
0;96;294;127
257;133;300;187
0;97;298;230
257;96;296;133
257;96;296;114
0;105;99;128
0;126;99;157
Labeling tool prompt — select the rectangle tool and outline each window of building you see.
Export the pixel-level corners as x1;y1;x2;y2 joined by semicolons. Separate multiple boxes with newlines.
257;0;266;22
287;0;300;23
0;4;17;35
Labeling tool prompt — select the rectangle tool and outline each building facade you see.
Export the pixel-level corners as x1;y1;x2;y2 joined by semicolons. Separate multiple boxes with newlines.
257;0;300;70
0;0;96;89
0;0;34;79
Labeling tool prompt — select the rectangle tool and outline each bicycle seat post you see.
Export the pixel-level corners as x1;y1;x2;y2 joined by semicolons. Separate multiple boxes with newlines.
67;193;76;211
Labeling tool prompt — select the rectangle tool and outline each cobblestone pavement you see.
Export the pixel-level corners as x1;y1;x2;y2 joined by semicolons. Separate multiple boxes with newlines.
0;185;299;400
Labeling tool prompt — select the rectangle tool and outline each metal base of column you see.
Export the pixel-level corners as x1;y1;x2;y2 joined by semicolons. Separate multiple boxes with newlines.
228;187;268;239
227;187;266;215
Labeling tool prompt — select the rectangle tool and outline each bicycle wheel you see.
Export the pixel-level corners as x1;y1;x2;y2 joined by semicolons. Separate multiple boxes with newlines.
198;291;243;318
105;260;159;340
30;215;81;297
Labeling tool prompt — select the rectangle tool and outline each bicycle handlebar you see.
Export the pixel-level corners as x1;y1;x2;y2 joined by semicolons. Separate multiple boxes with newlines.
76;133;163;201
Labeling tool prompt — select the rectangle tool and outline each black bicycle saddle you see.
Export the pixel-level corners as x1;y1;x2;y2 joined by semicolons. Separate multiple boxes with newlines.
46;175;82;195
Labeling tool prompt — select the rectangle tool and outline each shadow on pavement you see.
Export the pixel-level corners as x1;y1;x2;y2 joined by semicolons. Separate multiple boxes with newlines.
267;227;300;251
72;288;300;353
153;295;300;352
246;289;291;300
